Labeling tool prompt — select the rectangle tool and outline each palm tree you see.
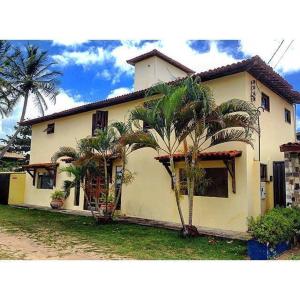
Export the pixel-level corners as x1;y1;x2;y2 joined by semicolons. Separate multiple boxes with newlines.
52;144;101;219
0;40;14;118
110;120;158;216
130;83;189;234
175;76;259;235
0;44;61;159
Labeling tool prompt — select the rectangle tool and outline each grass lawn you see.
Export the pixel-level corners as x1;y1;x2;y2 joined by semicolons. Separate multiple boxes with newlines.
0;205;247;259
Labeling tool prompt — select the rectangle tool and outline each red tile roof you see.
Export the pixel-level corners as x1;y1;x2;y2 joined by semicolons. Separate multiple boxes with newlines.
21;55;300;127
155;150;242;162
280;142;300;152
126;49;195;74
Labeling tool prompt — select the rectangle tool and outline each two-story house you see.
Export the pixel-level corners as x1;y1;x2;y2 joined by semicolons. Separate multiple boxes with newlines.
21;49;300;232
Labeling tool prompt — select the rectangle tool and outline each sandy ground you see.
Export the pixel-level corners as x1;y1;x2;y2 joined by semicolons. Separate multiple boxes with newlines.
0;228;127;260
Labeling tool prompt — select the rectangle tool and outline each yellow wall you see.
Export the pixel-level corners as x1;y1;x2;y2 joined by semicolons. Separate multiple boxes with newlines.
24;71;296;232
8;172;26;205
134;56;188;91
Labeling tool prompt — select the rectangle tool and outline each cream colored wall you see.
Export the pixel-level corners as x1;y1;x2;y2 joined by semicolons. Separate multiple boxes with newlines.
133;56;187;91
25;98;142;210
25;71;296;231
245;73;295;210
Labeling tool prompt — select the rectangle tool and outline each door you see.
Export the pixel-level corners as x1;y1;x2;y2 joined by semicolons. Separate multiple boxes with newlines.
0;174;10;205
273;161;286;207
84;175;106;210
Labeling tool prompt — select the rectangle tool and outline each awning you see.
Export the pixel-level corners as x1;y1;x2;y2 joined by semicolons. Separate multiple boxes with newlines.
154;150;242;193
23;163;58;169
23;163;59;186
280;142;300;152
154;150;242;162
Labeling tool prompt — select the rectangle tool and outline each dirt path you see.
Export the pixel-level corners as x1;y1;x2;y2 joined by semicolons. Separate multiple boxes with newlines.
0;229;127;260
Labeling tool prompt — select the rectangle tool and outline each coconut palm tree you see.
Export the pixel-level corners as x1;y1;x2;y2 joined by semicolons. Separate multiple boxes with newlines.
130;83;189;234
0;44;61;159
175;76;259;235
0;40;14;118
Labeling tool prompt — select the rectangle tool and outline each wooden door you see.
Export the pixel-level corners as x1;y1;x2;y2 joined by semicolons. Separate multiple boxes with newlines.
273;161;286;207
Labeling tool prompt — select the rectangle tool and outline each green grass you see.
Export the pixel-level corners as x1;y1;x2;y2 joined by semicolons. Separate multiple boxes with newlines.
0;205;247;259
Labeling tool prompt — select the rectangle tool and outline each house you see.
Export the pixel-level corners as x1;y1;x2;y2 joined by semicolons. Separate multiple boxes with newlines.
20;49;300;232
0;147;25;171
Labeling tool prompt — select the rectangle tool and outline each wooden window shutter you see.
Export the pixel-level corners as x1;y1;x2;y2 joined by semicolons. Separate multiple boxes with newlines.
92;111;108;135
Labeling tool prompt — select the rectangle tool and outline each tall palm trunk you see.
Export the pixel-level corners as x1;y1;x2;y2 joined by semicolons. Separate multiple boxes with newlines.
183;138;194;226
111;151;126;217
169;156;186;230
188;151;196;226
103;158;109;215
82;183;95;219
0;91;29;159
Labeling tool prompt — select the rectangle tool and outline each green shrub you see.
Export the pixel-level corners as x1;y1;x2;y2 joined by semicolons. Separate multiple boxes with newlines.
248;208;295;246
50;190;65;200
275;207;300;233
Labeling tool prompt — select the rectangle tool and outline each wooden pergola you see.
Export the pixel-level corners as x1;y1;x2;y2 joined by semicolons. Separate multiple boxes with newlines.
23;163;59;186
154;150;242;193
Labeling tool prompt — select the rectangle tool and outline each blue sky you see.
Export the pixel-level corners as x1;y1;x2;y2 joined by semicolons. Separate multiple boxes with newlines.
1;39;300;138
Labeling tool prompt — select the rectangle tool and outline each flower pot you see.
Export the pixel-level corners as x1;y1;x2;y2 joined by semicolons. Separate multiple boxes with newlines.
50;198;64;209
247;239;291;260
99;202;114;215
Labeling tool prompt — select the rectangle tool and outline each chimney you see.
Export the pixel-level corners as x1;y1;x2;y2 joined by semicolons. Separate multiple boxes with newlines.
127;49;195;91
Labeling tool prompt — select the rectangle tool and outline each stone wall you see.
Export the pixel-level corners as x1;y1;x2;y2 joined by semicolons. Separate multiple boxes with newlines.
284;152;300;206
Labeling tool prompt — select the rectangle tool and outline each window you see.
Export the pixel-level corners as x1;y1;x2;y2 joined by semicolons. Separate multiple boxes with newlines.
261;93;270;111
74;180;80;206
92;111;108;135
285;108;291;124
37;172;54;189
46;123;55;134
260;164;268;182
179;168;228;198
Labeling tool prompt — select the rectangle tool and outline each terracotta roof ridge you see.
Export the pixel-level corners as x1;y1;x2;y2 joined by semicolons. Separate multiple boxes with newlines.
127;49;195;74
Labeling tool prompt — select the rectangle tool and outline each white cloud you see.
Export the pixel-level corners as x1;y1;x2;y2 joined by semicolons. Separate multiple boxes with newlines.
109;40;239;76
239;39;298;74
0;90;86;139
51;40;239;77
107;87;133;98
52;47;109;66
96;69;112;80
52;39;89;47
50;39;300;79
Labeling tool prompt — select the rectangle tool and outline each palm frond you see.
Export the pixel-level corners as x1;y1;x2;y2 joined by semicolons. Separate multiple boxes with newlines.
210;128;254;148
62;180;76;198
51;146;79;163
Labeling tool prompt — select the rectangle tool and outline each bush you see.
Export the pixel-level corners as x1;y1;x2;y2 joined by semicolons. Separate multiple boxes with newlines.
50;190;65;200
275;207;300;234
248;208;296;246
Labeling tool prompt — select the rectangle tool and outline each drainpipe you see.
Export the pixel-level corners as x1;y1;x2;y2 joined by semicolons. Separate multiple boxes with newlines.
256;106;265;162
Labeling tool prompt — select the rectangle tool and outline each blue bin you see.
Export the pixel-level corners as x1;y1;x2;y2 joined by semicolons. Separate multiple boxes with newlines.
247;239;291;260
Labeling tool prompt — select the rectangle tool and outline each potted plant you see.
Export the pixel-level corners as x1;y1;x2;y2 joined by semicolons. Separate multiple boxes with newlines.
50;190;65;209
99;193;114;216
247;208;294;260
